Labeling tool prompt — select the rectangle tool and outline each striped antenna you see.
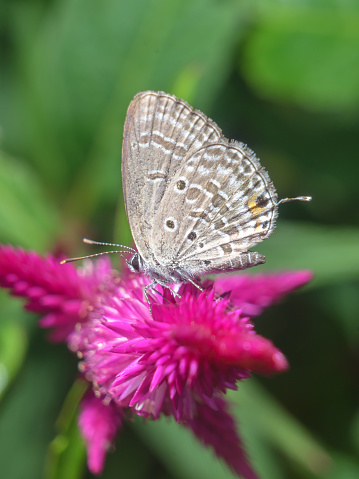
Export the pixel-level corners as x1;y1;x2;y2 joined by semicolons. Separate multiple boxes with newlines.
277;196;312;206
82;238;136;252
60;238;135;265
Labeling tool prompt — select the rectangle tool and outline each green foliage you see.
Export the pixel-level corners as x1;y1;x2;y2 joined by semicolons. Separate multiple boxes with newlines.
45;379;88;479
0;0;359;478
0;152;60;250
241;2;359;112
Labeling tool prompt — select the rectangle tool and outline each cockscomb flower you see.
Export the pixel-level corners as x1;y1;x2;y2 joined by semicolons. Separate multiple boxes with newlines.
0;244;312;478
70;282;289;407
0;245;116;341
68;277;297;478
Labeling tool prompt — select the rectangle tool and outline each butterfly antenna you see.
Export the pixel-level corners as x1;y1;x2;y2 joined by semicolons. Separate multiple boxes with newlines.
60;250;130;264
60;238;136;264
277;196;312;206
83;238;136;253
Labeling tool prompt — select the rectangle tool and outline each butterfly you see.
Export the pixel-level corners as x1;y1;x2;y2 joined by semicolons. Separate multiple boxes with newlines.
120;91;310;294
63;91;310;302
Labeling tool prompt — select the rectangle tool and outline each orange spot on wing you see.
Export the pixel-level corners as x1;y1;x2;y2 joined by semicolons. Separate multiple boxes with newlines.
247;194;266;217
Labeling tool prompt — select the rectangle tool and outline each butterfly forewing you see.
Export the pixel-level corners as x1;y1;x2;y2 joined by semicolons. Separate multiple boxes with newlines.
151;140;278;269
122;91;223;263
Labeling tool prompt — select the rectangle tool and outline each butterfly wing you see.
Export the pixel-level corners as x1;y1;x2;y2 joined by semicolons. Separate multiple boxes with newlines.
151;141;278;274
122;91;223;263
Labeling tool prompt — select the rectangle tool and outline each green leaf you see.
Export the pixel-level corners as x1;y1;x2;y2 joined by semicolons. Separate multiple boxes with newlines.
257;221;359;286
351;407;359;456
0;152;60;250
0;340;76;479
9;0;249;222
132;417;240;479
322;452;359;479
44;379;88;479
231;381;332;477
132;379;331;479
0;299;28;399
241;4;359;112
45;419;86;479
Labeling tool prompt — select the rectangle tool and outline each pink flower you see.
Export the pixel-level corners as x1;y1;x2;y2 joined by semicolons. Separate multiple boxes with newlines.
0;245;312;478
69;279;289;478
0;245;116;341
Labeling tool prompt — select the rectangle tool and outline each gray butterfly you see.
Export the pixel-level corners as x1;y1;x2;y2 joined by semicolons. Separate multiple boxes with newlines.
62;91;310;302
120;91;310;299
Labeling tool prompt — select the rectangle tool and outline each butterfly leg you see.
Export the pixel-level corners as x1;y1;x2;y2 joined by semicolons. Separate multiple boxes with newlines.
187;277;203;292
152;289;170;302
155;280;181;299
144;280;158;315
144;280;181;316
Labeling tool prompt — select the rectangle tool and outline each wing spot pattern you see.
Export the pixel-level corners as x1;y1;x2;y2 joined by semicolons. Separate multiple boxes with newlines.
186;184;203;203
220;243;233;254
187;231;197;241
139;133;151;146
177;179;186;190
146;170;167;182
164;217;178;231
212;217;228;230
247;193;268;217
189;209;211;224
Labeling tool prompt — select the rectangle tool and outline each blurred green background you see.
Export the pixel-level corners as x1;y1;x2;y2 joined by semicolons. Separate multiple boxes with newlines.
1;0;359;478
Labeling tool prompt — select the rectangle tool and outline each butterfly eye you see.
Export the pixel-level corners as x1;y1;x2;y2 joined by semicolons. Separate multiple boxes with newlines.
130;254;140;272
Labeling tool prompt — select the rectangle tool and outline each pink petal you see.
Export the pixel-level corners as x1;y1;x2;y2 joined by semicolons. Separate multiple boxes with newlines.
0;245;115;341
78;391;122;475
214;332;289;375
214;270;313;316
187;397;259;479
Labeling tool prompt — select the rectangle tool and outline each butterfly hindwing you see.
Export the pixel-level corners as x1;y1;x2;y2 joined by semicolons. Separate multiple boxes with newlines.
151;141;278;271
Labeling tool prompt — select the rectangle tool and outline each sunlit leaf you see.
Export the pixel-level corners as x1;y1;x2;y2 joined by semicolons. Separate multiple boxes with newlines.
258;222;359;285
9;0;250;223
242;5;359;112
132;417;240;479
0;298;28;399
0;152;60;250
231;381;332;477
45;380;88;479
0;340;75;479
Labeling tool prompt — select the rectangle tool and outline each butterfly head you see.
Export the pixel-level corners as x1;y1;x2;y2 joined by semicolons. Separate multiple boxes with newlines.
125;252;143;273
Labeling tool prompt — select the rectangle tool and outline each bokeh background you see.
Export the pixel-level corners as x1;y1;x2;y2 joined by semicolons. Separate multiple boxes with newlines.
1;1;359;478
